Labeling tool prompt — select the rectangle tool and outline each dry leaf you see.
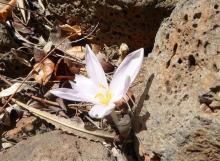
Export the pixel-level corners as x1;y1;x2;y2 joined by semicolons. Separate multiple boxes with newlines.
117;43;129;65
64;59;83;75
54;58;75;81
11;48;32;67
96;52;115;73
0;0;16;22
49;26;71;51
66;45;85;59
0;82;27;97
12;13;33;34
90;43;101;54
100;59;115;73
33;58;55;85
33;47;45;62
16;0;30;24
59;24;81;35
43;41;53;53
12;98;117;141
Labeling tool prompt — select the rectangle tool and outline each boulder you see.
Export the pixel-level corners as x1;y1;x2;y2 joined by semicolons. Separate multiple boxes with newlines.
0;130;113;161
135;0;220;160
46;0;181;50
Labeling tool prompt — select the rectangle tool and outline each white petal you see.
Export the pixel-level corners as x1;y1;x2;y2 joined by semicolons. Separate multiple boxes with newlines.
70;74;98;97
88;104;115;119
110;76;131;102
50;88;97;104
85;44;108;87
110;48;144;99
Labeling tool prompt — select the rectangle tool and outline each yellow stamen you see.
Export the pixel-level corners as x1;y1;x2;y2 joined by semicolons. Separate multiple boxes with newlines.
95;89;112;105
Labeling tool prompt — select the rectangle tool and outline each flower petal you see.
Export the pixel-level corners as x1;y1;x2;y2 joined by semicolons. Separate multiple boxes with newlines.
110;48;144;100
111;76;131;102
50;88;97;104
85;45;108;87
88;103;115;119
70;74;98;97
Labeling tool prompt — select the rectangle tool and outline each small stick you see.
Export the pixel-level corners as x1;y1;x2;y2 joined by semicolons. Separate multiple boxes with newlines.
0;1;53;26
0;32;79;113
66;23;99;44
0;75;12;85
78;110;101;129
0;23;99;112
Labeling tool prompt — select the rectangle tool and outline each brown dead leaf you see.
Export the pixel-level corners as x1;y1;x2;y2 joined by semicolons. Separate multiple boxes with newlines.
12;13;33;34
59;24;81;39
100;59;115;73
54;58;75;81
12;98;117;141
64;58;82;74
0;0;16;22
33;58;55;85
66;45;85;59
91;43;101;54
96;52;115;73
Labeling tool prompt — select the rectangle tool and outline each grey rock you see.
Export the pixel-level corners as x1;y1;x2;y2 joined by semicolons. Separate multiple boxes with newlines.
135;0;220;160
0;130;114;161
46;0;181;50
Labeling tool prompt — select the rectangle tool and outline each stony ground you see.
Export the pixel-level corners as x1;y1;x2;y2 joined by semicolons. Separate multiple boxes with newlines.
1;0;220;161
0;130;113;161
135;0;220;160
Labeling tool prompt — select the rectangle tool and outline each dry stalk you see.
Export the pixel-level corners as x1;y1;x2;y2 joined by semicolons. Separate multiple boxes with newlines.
0;33;79;113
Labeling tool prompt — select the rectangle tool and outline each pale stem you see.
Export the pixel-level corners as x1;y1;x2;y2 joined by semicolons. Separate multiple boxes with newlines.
110;111;123;133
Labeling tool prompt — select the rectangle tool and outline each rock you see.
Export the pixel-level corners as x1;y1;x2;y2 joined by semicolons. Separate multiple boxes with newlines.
134;0;220;160
46;0;181;50
0;130;114;161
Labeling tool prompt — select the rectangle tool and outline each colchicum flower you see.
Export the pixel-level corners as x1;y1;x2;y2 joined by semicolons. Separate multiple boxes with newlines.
50;45;144;119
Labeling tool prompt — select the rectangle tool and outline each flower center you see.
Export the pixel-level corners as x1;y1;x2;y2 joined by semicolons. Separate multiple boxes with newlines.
95;84;112;105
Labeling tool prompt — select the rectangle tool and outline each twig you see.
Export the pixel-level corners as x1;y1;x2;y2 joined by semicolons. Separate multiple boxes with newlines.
78;110;101;129
55;53;85;65
0;32;79;113
0;1;53;26
66;23;99;44
30;95;90;111
0;75;12;85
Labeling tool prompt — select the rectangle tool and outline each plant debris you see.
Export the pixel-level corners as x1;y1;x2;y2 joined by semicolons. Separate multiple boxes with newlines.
0;1;145;160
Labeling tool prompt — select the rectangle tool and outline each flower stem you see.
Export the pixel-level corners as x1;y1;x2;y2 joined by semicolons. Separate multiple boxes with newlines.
111;111;131;136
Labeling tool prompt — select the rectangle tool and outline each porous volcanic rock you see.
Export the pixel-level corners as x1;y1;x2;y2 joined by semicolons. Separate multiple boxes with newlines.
135;0;220;160
46;0;181;50
0;130;113;161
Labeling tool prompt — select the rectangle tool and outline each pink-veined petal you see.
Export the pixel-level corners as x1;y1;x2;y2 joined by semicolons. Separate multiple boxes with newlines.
110;48;144;99
88;103;115;119
85;44;108;87
50;88;97;104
